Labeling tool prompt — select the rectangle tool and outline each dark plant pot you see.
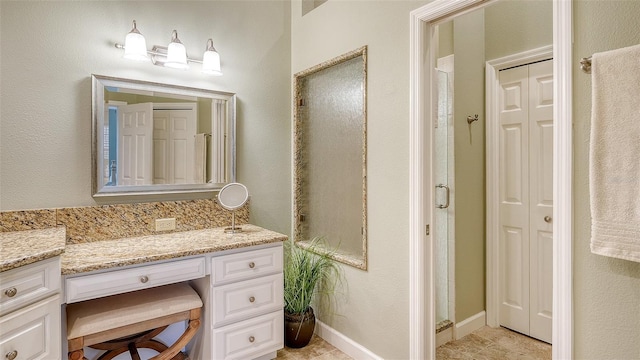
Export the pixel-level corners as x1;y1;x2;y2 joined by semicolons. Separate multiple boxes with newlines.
284;307;316;348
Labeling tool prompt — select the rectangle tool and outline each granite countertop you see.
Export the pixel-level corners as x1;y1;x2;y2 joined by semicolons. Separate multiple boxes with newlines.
61;224;288;275
0;227;67;272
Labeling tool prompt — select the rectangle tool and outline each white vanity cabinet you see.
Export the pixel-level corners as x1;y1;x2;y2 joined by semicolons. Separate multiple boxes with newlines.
64;257;206;304
0;257;61;360
193;243;284;360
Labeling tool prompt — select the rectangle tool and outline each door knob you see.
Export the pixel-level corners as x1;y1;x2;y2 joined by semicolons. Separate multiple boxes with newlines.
544;216;552;223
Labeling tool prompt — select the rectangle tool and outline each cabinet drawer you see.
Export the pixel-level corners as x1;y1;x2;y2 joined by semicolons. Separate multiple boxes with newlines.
0;257;60;316
0;294;61;360
213;273;283;328
213;310;283;360
212;246;283;285
65;257;205;303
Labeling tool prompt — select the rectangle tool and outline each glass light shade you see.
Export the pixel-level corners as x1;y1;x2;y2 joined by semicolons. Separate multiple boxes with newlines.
202;50;222;75
164;30;189;70
123;21;149;61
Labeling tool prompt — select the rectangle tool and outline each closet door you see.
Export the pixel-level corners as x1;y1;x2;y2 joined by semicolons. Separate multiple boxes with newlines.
153;109;197;184
498;65;531;336
498;59;553;343
528;60;553;343
118;102;153;186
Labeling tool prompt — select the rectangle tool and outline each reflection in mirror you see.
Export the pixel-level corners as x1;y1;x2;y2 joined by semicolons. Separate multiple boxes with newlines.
92;75;236;198
293;46;367;270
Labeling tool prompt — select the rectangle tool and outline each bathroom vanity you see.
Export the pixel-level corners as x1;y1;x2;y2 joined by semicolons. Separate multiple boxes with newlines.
0;225;286;360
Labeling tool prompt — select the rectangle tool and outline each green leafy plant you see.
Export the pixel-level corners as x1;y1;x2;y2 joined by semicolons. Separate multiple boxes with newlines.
283;237;341;315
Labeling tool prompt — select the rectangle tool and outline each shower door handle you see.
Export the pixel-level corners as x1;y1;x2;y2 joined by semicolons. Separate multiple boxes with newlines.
436;184;450;209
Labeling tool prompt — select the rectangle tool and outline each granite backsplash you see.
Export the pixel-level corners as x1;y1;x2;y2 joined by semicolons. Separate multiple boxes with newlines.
0;199;249;244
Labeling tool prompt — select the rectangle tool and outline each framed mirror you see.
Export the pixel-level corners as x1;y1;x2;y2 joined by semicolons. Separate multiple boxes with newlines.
92;75;236;198
293;46;368;270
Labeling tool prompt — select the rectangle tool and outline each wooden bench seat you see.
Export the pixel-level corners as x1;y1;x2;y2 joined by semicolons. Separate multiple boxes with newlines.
66;283;202;360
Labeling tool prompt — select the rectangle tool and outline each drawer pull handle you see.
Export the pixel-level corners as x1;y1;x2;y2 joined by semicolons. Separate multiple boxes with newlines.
6;350;18;360
249;336;255;343
249;296;256;303
248;262;255;269
4;288;17;298
140;276;149;283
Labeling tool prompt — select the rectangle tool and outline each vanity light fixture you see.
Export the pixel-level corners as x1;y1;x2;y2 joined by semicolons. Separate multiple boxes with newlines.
123;21;149;61
115;20;223;76
201;39;223;76
165;30;189;70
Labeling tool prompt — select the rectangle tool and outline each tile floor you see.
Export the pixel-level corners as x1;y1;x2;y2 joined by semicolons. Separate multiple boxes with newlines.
437;326;552;360
277;335;353;360
277;326;550;360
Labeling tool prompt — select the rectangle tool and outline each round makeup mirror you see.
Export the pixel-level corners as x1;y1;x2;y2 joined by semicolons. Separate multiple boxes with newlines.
217;182;249;233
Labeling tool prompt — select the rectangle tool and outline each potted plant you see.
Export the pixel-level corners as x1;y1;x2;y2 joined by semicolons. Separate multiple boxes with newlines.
283;238;341;348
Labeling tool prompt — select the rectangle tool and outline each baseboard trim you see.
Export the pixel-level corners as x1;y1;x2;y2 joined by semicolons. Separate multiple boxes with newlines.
315;321;383;360
455;311;486;340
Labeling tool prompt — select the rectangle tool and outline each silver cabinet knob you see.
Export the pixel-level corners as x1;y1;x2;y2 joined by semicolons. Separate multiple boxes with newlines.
4;288;17;298
249;296;256;303
248;262;255;269
6;350;18;360
249;336;255;343
544;216;552;223
140;275;149;283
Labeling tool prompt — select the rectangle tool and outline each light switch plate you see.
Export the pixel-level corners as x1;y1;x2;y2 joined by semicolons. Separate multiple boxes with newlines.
155;218;176;231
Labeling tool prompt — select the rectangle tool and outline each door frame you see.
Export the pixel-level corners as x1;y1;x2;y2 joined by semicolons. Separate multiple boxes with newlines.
485;46;553;330
408;0;573;359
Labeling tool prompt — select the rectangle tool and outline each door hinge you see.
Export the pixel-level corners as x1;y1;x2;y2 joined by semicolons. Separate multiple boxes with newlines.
426;224;430;236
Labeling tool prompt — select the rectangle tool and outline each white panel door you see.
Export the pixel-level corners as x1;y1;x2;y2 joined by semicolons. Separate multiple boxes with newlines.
498;65;530;336
153;109;197;184
498;59;553;343
528;60;553;343
117;103;153;186
153;111;170;184
169;110;196;184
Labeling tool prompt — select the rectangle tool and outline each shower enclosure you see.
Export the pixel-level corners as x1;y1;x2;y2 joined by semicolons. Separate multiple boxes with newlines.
434;62;455;335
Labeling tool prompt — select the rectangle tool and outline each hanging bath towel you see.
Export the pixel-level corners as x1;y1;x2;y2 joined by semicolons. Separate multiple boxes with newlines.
589;43;640;263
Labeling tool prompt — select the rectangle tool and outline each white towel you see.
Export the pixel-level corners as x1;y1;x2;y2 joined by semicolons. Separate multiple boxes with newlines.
589;44;640;263
194;133;207;184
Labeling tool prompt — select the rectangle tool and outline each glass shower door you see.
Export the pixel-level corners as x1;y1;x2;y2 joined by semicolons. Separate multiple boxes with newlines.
434;69;451;325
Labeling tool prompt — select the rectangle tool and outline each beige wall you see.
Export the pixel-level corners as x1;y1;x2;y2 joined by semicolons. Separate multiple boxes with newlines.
573;1;640;358
291;1;426;358
485;0;553;61
453;9;486;322
0;1;292;235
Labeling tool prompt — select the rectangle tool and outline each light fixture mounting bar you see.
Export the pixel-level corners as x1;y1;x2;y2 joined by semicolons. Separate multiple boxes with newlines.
115;43;204;65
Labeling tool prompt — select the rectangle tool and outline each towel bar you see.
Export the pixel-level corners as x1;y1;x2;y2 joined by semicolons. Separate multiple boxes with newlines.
580;56;592;74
